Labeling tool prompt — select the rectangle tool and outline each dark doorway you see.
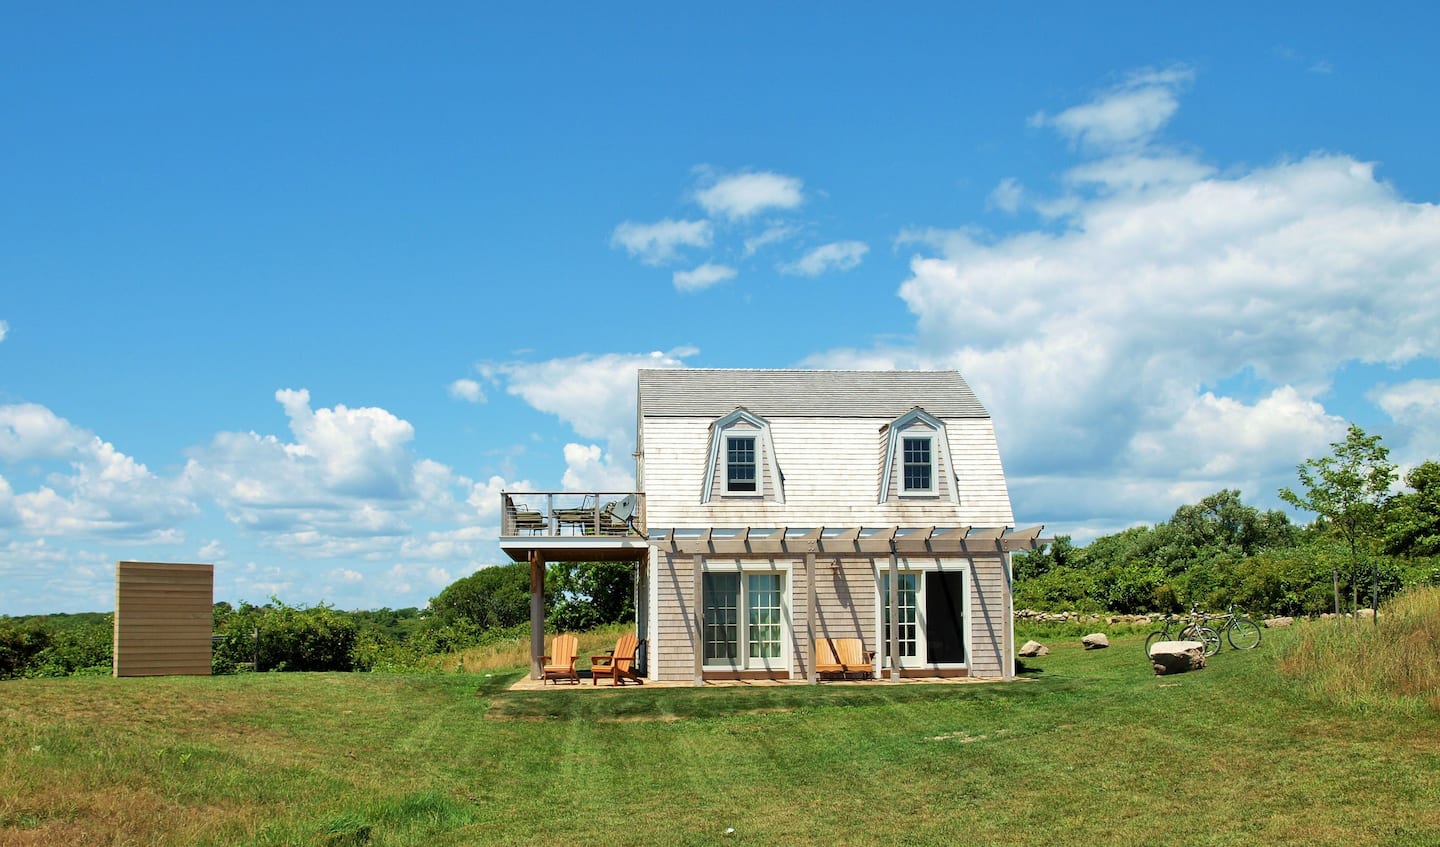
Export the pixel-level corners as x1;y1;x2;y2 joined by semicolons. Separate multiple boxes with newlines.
925;572;966;663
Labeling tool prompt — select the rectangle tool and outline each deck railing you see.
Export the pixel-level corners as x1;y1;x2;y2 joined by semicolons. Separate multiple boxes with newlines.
501;491;647;538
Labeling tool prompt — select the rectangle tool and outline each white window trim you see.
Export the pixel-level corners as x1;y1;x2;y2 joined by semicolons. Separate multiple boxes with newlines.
701;560;793;673
702;408;784;504
878;408;958;504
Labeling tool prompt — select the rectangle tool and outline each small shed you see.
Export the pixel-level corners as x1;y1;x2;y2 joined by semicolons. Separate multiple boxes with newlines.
113;561;214;677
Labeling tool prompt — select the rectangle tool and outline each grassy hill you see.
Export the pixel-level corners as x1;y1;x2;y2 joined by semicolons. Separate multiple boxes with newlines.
2;624;1438;846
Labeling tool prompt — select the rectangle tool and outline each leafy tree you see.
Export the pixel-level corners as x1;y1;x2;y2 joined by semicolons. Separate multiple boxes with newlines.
1279;424;1397;615
547;561;635;631
1385;461;1440;558
428;562;534;630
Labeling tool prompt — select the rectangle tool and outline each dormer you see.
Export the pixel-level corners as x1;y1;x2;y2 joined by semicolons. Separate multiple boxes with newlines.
878;408;958;504
701;408;784;504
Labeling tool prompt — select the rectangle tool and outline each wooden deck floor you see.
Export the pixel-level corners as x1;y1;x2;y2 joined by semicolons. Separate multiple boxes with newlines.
507;671;1011;691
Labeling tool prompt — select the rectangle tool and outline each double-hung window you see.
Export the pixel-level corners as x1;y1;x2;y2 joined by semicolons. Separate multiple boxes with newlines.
902;436;934;494
726;435;757;493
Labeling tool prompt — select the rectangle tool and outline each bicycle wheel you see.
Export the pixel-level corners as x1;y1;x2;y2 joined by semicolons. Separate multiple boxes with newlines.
1179;625;1222;657
1144;630;1166;658
1226;618;1262;650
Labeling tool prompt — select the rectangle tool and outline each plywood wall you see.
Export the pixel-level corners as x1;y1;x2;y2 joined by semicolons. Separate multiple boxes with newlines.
113;561;214;677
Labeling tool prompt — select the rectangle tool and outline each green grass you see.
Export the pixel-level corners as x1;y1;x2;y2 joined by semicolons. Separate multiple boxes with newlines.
3;630;1438;846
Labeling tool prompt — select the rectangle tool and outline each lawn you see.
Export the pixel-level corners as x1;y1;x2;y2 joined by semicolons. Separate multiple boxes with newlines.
3;629;1438;846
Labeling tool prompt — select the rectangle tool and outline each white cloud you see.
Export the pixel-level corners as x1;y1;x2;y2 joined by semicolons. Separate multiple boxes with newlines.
1030;65;1193;152
488;349;693;454
610;218;712;265
0;320;8;342
743;224;800;256
695;171;804;220
560;443;637;491
0;403;197;541
1373;379;1440;467
183;389;479;554
987;178;1024;213
779;241;869;277
197;539;226;561
673;263;737;292
448;378;484;403
814;69;1440;529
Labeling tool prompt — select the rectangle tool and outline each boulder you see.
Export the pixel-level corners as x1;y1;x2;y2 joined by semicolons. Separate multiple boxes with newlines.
1263;616;1295;628
1081;633;1109;650
1149;640;1206;675
1354;608;1377;620
1018;640;1049;657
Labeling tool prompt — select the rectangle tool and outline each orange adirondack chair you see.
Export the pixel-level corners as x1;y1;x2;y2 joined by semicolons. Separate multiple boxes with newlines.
815;637;875;680
590;633;643;686
541;633;580;684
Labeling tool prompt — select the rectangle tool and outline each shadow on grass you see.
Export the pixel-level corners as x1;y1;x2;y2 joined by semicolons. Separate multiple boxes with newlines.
484;674;1087;722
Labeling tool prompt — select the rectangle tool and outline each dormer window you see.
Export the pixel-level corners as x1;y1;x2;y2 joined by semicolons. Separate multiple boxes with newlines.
902;436;934;493
880;408;957;504
726;436;758;493
702;408;783;504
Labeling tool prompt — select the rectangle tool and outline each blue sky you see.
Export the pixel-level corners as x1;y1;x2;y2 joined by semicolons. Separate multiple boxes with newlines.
3;4;1439;614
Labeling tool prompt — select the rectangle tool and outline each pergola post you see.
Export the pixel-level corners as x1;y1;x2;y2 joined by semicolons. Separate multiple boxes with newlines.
529;550;545;680
805;551;817;685
888;549;900;682
692;553;704;687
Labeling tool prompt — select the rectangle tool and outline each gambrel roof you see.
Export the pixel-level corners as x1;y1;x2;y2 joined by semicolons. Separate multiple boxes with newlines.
637;369;990;418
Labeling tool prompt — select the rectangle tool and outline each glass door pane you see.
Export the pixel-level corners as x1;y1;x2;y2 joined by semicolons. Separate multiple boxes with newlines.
703;573;739;666
882;572;919;664
925;571;966;663
747;573;783;666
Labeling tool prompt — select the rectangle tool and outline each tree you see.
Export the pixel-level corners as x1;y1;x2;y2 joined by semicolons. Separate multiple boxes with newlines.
547;561;636;631
428;562;534;630
1384;461;1440;558
1279;424;1396;616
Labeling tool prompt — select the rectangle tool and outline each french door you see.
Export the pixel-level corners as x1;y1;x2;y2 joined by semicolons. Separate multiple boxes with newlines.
881;570;966;667
703;570;788;671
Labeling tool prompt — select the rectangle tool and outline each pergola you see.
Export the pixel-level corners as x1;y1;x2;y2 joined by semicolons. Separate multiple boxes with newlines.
502;525;1051;685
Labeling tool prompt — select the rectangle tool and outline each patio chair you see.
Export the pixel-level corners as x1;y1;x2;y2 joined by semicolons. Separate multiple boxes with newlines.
553;494;597;536
541;633;580;684
815;637;875;680
508;498;546;535
599;494;639;536
590;633;643;686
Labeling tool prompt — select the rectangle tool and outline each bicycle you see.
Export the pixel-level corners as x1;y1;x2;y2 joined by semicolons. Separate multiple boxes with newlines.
1144;606;1220;659
1198;604;1262;650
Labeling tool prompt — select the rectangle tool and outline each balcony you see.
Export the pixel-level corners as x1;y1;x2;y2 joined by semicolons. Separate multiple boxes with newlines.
499;491;650;563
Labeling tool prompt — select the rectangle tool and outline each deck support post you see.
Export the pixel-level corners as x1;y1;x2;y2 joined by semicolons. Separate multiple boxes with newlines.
805;551;817;685
529;550;545;680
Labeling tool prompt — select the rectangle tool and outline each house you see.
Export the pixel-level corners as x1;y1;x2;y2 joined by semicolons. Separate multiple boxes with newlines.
499;369;1048;684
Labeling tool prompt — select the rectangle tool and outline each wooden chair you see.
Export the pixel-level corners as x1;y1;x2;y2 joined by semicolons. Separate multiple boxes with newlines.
541;634;580;684
815;637;875;680
509;499;546;535
590;633;643;686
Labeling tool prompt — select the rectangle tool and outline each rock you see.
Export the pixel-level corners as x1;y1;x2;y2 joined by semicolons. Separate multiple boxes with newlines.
1081;633;1109;650
1263;616;1295;628
1354;608;1377;620
1018;640;1049;657
1150;640;1206;675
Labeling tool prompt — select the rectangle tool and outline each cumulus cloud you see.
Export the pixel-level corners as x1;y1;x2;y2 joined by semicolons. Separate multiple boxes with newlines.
486;349;693;453
610;218;712;265
673;263;737;292
779;241;869;277
1373;380;1440;468
183;389;483;555
448;378;484;403
814;69;1440;531
987;178;1024;213
694;171;804;220
0;403;196;541
560;443;637;491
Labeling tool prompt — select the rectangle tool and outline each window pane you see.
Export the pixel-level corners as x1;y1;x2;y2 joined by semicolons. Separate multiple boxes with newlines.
747;573;783;660
882;573;919;659
727;436;757;492
703;573;739;663
903;437;932;491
